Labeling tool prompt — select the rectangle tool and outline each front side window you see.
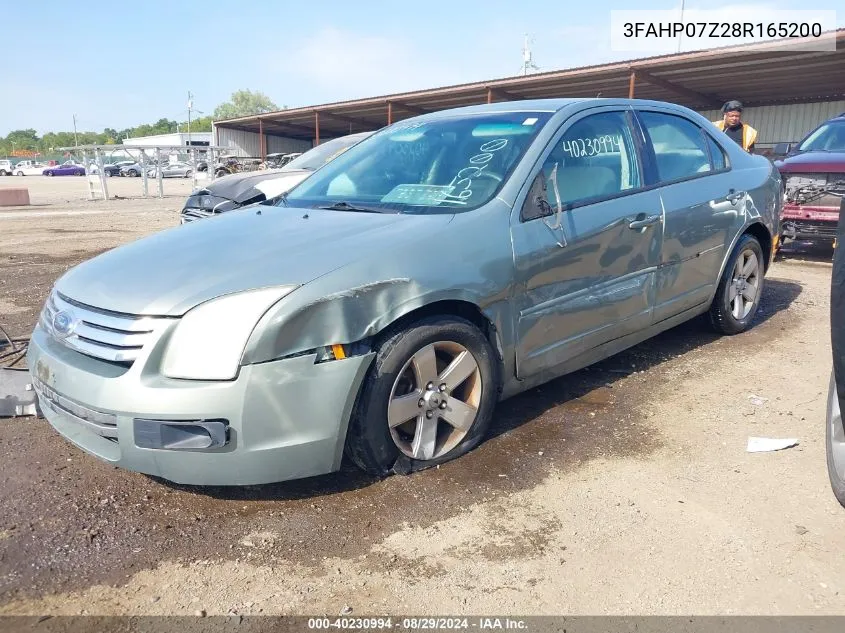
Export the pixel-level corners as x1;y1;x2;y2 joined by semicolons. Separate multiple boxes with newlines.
638;111;712;182
535;111;641;212
284;112;553;214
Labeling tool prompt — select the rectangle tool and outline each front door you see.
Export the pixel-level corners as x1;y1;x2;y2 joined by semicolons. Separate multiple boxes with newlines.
511;108;664;380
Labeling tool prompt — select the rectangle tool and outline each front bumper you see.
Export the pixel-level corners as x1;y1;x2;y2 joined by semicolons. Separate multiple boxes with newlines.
27;325;374;486
781;204;839;241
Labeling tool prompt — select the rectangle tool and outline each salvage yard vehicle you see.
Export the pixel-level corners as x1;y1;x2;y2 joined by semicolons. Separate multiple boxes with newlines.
180;132;371;223
775;112;845;247
147;161;193;178
14;161;48;176
42;161;86;176
0;160;13;176
28;98;781;486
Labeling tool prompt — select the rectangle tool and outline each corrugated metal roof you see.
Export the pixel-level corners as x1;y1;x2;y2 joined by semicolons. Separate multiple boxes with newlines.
217;29;845;140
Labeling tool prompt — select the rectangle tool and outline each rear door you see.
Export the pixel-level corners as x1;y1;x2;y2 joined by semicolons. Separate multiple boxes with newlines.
634;108;744;322
510;107;664;379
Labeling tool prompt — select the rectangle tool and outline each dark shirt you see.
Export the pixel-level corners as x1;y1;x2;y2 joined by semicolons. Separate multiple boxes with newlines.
724;123;744;147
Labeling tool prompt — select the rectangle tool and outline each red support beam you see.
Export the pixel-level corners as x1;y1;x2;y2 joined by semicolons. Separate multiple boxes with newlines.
487;88;493;104
258;118;266;160
628;69;636;98
387;100;393;125
315;111;320;145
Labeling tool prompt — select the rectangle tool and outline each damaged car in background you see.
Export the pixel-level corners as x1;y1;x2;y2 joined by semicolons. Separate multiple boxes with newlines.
774;111;845;248
28;98;781;486
180;131;373;224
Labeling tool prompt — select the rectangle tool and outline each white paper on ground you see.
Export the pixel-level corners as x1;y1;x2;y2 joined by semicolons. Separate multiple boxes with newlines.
746;437;799;453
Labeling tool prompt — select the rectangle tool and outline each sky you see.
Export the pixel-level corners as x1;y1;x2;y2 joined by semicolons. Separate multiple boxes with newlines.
2;0;842;135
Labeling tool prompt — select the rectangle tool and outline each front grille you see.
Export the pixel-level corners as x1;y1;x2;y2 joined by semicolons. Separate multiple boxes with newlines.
32;376;118;441
41;291;170;364
180;208;215;223
782;219;839;239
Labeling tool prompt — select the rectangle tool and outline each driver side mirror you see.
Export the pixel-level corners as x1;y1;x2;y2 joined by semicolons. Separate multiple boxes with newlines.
773;142;792;156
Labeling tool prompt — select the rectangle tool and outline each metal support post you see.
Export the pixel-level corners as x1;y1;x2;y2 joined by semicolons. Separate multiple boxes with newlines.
95;147;108;201
141;151;149;197
156;148;163;198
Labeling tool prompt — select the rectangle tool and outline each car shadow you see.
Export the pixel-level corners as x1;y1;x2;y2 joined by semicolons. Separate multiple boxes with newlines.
777;240;835;263
174;278;803;502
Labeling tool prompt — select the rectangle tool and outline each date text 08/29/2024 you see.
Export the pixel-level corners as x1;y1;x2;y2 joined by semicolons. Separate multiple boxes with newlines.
307;617;528;630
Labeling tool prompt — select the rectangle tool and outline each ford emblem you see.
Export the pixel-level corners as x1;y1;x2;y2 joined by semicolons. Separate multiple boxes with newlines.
52;310;77;338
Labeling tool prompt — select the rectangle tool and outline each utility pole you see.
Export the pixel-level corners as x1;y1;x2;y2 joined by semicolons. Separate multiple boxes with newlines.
677;0;686;52
520;34;540;76
187;91;193;151
72;114;78;149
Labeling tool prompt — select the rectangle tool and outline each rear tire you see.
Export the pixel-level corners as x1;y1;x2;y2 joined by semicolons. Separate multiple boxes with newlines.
345;315;499;476
709;233;765;335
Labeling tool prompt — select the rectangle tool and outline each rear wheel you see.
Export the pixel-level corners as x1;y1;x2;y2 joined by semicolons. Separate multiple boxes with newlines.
709;234;765;335
345;315;499;476
16;171;23;176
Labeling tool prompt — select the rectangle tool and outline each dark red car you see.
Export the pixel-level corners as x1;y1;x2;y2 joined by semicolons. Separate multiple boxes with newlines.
774;112;845;247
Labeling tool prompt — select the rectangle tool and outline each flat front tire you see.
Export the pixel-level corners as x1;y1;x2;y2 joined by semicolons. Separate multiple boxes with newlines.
346;315;499;476
709;233;765;335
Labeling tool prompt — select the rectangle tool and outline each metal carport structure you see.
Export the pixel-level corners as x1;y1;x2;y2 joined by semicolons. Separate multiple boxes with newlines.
215;28;845;155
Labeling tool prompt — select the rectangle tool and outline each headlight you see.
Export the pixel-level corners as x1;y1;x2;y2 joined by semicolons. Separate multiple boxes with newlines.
161;286;296;380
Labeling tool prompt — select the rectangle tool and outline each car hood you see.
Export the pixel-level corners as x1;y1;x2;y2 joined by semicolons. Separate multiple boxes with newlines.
775;151;845;173
55;207;452;316
199;169;311;203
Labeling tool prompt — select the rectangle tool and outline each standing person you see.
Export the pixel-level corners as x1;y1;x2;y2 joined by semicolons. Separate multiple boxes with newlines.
713;100;758;153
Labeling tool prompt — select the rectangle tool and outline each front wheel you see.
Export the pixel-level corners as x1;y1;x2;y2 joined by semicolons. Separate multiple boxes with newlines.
826;373;845;508
345;315;499;476
16;171;24;176
709;233;765;335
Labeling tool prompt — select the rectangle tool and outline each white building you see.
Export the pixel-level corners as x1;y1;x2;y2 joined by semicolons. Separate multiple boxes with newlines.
121;132;213;161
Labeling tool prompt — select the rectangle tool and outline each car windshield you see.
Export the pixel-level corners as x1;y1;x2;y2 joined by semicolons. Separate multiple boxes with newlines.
797;120;845;152
283;112;553;213
280;135;367;172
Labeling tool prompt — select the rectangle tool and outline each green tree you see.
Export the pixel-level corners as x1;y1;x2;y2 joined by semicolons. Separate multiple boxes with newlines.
180;115;213;133
213;90;280;120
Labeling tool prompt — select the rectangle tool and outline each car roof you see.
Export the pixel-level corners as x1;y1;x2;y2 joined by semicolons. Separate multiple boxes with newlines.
417;97;696;120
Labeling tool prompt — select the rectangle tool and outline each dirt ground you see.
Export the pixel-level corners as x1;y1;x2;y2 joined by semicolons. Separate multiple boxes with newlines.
0;177;843;616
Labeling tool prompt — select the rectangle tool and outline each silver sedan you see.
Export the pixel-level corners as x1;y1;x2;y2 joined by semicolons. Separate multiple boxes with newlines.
148;162;193;178
28;98;781;486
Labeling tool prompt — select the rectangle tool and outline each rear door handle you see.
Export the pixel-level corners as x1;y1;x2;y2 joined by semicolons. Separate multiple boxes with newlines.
628;214;661;230
725;189;746;204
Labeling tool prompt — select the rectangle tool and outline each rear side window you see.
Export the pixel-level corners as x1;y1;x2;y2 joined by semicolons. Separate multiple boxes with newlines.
705;134;728;171
638;111;712;183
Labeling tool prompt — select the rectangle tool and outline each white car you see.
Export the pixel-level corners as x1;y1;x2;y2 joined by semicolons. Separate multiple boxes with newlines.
13;161;49;176
0;160;14;176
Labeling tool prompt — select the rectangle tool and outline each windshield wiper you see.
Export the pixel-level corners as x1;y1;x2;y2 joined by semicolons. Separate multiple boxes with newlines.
316;201;383;213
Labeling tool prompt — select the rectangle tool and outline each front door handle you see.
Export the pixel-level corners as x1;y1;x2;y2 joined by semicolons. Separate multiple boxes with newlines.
628;214;661;230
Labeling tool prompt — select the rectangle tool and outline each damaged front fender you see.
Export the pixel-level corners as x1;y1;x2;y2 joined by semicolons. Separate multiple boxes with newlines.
242;276;509;365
